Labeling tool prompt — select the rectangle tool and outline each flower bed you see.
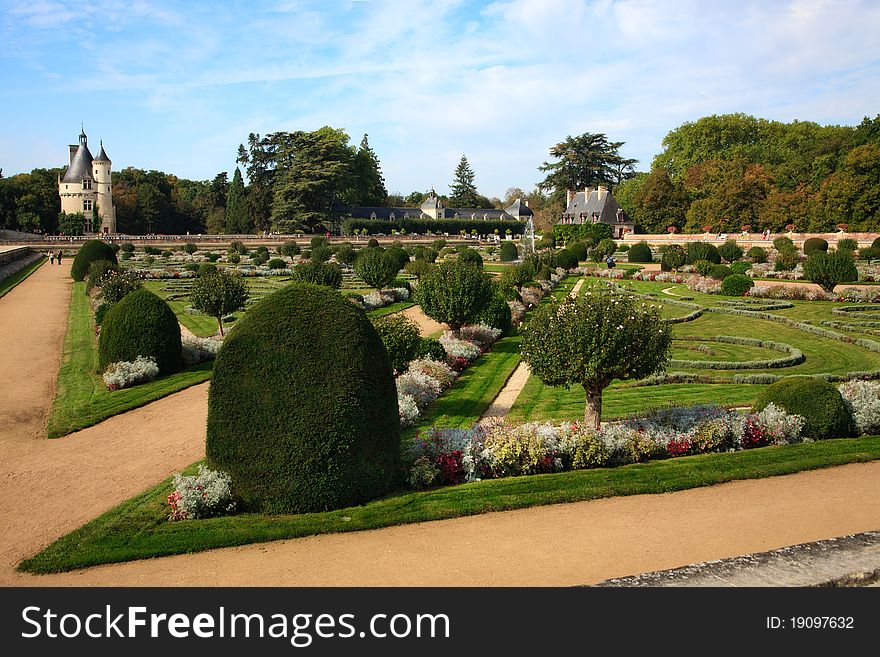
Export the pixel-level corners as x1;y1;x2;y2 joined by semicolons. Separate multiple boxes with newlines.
102;356;160;390
167;465;236;521
406;403;809;487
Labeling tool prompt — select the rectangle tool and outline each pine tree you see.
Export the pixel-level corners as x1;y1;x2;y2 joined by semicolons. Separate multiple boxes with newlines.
352;134;387;206
226;168;248;234
448;155;481;208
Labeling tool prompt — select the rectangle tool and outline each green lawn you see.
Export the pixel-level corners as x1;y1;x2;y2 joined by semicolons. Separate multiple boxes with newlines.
20;435;880;575
46;282;213;439
0;256;46;299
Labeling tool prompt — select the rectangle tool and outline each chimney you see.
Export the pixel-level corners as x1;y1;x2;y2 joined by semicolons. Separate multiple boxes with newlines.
566;189;574;206
524;199;529;208
597;185;607;199
69;144;78;165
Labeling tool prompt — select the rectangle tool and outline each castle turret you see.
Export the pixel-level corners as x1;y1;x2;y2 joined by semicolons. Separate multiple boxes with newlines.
92;140;115;234
58;128;115;234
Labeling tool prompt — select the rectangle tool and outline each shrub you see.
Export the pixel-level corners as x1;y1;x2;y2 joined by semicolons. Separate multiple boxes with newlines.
661;245;686;271
859;246;880;263
774;247;800;271
619;244;630;253
753;376;854;440
720;274;754;297
709;264;733;280
310;236;329;250
372;314;422;374
803;237;828;255
183;243;198;255
205;252;220;262
457;248;483;267
120;242;135;253
367;238;379;248
99;290;181;375
198;263;217;277
291;261;343;289
837;238;858;252
251;251;269;265
71;240;118;281
413;247;437;263
310;245;333;263
144;246;162;256
184;262;200;273
226;251;240;264
278;241;301;257
100;270;143;305
354;248;398;289
693;260;714;276
729;261;751;275
95;302;110;326
190;269;249;335
627;242;652;263
181;334;223;367
167;465;236;521
416;337;447;361
597;238;617;258
554;249;578;270
803;250;858;292
205;283;401;513
120;252;131;261
334;242;357;265
408;358;458;389
718;240;743;263
568;241;588;262
102;356;160;390
838;380;880;435
416;260;494;333
773;236;794;251
230;241;248;255
86;259;119;293
499;242;518;261
686;242;721;264
747;246;768;263
267;258;286;270
404;260;435;281
476;287;513;334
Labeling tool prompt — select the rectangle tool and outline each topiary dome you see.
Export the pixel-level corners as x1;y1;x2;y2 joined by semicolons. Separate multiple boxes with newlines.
753;376;854;440
71;239;118;282
98;289;181;374
206;283;401;513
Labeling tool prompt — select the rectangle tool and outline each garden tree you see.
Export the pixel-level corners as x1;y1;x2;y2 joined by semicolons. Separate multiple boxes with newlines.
503;187;528;206
189;269;249;336
57;211;85;236
291;261;343;289
371;314;421;375
520;287;672;429
819;143;880;232
448;155;492;208
415;260;494;335
353;247;398;290
404;259;434;281
661;244;687;271
237;133;277;232
632;169;690;233
760;183;820;232
718;240;743;263
225;168;248;234
209;172;229;210
538;132;637;203
803;250;858;292
610;173;646;227
683;158;773;233
351;134;387;206
270;127;355;233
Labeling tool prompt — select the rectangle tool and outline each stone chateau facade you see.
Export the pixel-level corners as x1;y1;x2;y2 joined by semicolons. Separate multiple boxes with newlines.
58;128;116;234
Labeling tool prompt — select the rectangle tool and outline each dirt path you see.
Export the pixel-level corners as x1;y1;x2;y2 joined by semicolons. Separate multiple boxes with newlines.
17;461;880;586
0;261;207;584
400;305;445;337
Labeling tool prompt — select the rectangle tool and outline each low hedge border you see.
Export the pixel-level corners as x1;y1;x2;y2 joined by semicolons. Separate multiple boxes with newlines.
832;305;880;320
717;299;795;311
670;335;804;370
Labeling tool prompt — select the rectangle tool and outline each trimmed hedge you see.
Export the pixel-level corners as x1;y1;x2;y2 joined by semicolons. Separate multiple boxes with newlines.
499;242;518;262
71;240;117;282
206;283;401;513
98;290;181;375
660;245;686;271
291;261;343;289
720;274;754;296
343;217;525;237
710;264;733;280
686;242;721;265
670;335;804;370
627;242;653;263
753;376;854;440
803;237;829;255
747;246;768;263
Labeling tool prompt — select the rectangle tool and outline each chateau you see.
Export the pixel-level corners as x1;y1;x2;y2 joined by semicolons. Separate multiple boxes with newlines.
559;185;634;238
348;189;534;222
58;128;116;234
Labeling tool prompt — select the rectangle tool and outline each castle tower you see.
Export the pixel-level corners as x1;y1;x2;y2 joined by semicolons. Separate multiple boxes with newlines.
92;140;115;234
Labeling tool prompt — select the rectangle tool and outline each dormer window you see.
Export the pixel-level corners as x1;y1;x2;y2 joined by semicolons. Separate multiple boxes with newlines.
83;179;92;190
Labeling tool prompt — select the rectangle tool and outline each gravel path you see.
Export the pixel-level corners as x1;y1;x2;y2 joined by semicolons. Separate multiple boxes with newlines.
399;305;445;337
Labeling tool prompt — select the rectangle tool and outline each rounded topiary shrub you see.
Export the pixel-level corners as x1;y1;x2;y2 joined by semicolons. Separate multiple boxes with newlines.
710;264;732;280
753;376;855;440
661;245;686;271
720;274;754;296
872;236;880;250
98;290;181;375
499;241;518;262
747;246;768;263
71;239;118;282
567;241;588;262
627;242;652;263
686;242;721;265
206;283;401;513
476;288;513;334
803;237;829;255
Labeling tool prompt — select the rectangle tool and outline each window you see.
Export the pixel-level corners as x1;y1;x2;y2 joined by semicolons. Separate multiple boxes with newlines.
83;179;92;190
83;199;93;212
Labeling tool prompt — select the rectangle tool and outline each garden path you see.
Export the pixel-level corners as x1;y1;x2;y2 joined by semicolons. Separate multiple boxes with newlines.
399;304;445;337
0;260;207;585
480;278;586;420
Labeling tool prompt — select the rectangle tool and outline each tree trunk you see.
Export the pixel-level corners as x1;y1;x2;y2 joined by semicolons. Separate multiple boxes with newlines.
217;316;225;337
584;384;602;430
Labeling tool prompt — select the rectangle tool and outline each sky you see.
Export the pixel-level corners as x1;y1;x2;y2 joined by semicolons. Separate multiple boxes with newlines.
2;0;880;199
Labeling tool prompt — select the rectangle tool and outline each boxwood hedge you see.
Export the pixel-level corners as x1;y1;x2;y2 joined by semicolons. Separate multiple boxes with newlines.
71;240;117;282
753;376;855;440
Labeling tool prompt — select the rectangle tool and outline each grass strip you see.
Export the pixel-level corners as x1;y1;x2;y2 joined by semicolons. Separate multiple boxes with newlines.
46;282;213;438
366;301;416;318
0;256;47;299
20;435;880;574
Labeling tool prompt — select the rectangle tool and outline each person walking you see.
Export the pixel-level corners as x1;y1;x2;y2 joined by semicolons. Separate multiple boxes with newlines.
48;251;55;265
56;251;63;265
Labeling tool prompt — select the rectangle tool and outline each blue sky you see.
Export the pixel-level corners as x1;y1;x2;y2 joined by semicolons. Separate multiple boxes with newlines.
2;0;879;198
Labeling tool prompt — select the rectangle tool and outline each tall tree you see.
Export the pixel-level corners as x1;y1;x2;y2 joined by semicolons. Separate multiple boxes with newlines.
270;127;355;233
209;172;229;210
237;133;277;233
226;167;248;234
352;134;387;206
448;155;481;208
632;169;690;233
538;133;637;202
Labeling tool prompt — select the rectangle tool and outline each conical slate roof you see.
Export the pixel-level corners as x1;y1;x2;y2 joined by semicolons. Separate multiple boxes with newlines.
505;197;533;217
62;143;94;182
94;140;111;163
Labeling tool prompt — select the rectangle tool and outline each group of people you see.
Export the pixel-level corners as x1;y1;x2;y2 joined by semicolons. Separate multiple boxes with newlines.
48;250;63;265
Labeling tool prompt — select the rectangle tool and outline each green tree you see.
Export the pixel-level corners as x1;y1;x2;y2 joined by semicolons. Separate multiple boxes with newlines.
538;133;637;202
520;287;672;428
448;155;482;208
415;260;493;335
58;211;85;236
631;169;690;233
352;134;388;206
226;167;248;234
189;269;249;336
803;250;858;292
237;133;277;233
353;248;398;290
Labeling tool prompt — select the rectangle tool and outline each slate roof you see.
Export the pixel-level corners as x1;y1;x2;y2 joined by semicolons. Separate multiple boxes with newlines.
446;207;509;220
420;191;442;211
61;143;94;183
94;141;110;163
561;189;632;225
349;207;424;220
504;198;533;218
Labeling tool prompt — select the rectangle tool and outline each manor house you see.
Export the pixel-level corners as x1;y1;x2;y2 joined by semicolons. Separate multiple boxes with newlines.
348;190;534;223
58;128;116;234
